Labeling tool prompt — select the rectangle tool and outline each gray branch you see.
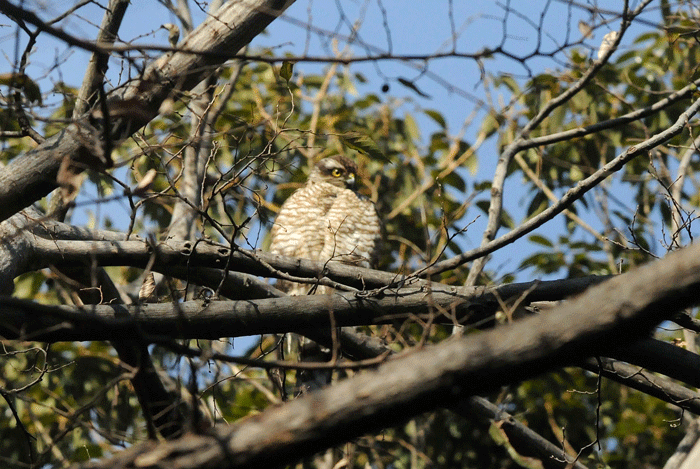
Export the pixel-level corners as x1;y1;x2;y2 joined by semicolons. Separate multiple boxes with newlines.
71;239;700;469
0;0;296;223
582;355;700;415
0;276;611;342
29;236;609;294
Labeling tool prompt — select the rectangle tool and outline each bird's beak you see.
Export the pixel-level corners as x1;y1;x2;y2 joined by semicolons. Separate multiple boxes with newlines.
345;173;356;187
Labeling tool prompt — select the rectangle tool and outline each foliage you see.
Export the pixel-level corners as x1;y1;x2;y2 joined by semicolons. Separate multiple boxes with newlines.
0;1;699;468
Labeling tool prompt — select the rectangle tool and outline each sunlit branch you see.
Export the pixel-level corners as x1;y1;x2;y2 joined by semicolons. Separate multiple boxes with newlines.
424;89;700;277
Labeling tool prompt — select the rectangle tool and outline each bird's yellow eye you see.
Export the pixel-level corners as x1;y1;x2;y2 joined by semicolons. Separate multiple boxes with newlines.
331;168;343;177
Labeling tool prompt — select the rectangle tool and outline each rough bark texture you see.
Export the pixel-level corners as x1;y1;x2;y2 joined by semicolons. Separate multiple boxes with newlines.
30;237;610;293
72;241;700;469
0;212;37;295
0;277;607;342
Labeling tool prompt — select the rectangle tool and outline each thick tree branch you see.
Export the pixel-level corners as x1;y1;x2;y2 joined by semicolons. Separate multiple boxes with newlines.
0;275;609;342
17;218;279;299
71;239;700;469
609;339;700;390
30;237;404;289
329;329;591;468
0;212;36;295
581;356;700;415
0;287;528;342
1;219;604;302
0;0;295;223
28;236;610;294
321;329;592;468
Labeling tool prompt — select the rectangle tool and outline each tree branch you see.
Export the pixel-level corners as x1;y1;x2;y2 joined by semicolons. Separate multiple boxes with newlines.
455;397;589;469
581;356;700;415
609;339;700;390
424;87;700;277
463;0;651;284
0;0;296;223
71;239;700;469
29;236;610;294
0;271;613;343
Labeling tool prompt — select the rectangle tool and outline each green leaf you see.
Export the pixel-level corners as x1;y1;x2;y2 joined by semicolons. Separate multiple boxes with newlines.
441;171;465;192
0;73;42;104
403;113;421;142
529;235;553;247
479;112;502;139
500;208;515;229
279;61;294;82
425;109;447;129
496;74;521;93
570;165;584;182
339;132;385;160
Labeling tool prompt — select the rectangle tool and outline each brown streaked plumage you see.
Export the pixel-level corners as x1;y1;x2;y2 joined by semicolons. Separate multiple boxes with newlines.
269;156;381;295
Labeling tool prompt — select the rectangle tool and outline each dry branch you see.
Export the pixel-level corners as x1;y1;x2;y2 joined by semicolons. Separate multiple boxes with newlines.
0;275;609;342
29;237;609;294
68;240;700;468
581;355;700;415
425;89;700;277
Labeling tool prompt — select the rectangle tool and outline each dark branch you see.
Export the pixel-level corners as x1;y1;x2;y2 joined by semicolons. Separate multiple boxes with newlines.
581;355;700;415
71;239;700;469
0;275;610;342
29;236;609;295
609;338;700;390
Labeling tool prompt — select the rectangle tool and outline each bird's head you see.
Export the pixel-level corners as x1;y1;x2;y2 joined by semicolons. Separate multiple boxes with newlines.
309;156;358;189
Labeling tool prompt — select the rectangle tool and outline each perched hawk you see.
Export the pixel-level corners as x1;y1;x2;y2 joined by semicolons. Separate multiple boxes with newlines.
269;156;381;294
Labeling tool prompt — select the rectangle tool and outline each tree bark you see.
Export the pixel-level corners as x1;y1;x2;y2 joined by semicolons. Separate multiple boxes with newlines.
0;279;607;342
0;0;296;223
69;240;700;469
29;236;610;294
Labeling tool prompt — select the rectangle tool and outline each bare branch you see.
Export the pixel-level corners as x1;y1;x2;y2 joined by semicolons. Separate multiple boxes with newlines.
70;240;700;469
424;90;700;277
464;0;651;284
0;0;296;223
581;356;700;415
26;235;609;297
456;397;590;469
609;339;700;391
71;0;130;117
0;276;605;342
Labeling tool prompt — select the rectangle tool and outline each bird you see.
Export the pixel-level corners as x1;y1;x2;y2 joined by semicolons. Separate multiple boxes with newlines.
269;155;381;295
269;155;382;395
